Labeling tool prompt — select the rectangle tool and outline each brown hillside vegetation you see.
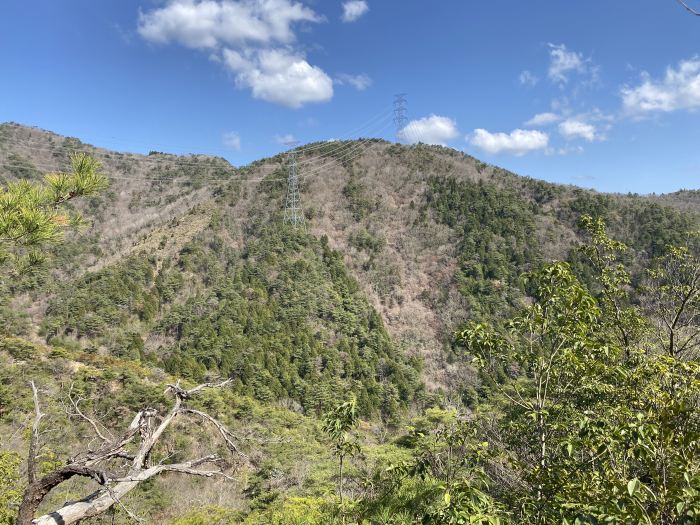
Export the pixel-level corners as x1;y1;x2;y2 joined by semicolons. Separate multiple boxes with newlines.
3;122;700;524
1;122;698;393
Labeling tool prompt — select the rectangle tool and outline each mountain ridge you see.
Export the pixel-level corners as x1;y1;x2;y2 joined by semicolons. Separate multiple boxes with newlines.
2;121;699;395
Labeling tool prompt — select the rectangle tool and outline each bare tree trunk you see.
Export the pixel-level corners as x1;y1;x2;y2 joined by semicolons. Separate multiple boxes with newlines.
339;454;345;525
31;459;219;525
17;379;244;525
339;454;344;507
18;464;111;525
27;381;42;486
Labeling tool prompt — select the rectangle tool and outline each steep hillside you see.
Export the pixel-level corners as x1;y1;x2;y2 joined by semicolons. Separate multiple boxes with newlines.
2;122;699;399
3;122;700;524
0;336;410;523
0;123;233;270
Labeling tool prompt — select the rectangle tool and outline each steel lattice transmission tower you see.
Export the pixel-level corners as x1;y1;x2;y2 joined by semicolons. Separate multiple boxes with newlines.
393;93;408;142
283;143;305;228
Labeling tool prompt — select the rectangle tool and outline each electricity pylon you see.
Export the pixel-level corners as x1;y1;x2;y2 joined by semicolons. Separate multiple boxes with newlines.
283;143;305;228
393;93;408;142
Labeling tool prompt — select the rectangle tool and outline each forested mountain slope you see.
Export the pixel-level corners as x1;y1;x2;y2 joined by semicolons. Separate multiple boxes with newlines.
3;122;700;524
2;122;698;395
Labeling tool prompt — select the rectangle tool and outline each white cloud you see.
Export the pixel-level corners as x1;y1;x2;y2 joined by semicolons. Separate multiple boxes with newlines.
469;128;549;156
138;0;333;107
275;133;296;144
222;131;241;150
621;58;700;114
550;96;572;114
335;73;372;91
341;1;369;22
138;0;320;49
224;48;333;108
524;112;561;127
545;145;585;156
301;116;319;127
558;118;598;142
398;115;459;146
519;70;539;87
548;43;586;84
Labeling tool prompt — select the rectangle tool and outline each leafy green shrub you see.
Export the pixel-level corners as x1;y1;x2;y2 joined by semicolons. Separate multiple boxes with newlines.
242;497;332;525
349;229;385;255
43;256;158;340
170;506;242;525
0;451;22;525
342;178;377;221
0;336;40;359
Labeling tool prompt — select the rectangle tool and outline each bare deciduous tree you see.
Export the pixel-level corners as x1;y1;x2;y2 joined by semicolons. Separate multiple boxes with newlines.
644;241;700;359
18;379;246;525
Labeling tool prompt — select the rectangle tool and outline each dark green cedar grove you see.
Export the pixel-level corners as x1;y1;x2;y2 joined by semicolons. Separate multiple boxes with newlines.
43;224;422;420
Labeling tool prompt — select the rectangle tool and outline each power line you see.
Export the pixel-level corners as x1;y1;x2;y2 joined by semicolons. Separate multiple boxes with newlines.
0;110;401;192
0;127;394;186
0;161;279;184
2;107;438;188
0;113;394;175
284;105;393;156
293;121;394;183
0;139;382;185
0;117;395;185
16;106;391;155
298;130;392;181
0;143;239;171
295;113;393;168
0;106;394;164
3;125;245;157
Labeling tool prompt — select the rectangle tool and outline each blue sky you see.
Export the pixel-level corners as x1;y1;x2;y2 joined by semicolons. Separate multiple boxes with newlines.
1;1;700;194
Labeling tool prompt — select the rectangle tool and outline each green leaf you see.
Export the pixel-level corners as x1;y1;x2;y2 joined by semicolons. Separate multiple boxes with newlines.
627;478;640;497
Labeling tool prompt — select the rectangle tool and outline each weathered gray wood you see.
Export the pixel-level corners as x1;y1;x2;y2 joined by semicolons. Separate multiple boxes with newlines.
18;379;239;525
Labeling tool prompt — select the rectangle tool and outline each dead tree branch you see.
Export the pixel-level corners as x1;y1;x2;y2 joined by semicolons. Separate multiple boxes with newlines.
179;408;248;459
18;378;243;525
64;383;115;445
27;381;43;486
677;0;700;15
